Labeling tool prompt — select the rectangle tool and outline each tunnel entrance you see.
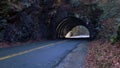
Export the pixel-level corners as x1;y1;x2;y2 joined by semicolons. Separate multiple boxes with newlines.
55;17;95;39
65;25;90;38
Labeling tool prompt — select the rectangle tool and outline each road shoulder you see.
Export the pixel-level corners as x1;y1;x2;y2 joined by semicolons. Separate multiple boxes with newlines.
56;42;88;68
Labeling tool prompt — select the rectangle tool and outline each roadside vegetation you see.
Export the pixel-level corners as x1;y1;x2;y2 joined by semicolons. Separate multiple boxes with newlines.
86;0;120;68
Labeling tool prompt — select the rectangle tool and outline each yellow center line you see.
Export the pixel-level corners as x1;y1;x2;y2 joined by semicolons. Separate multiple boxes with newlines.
0;41;66;61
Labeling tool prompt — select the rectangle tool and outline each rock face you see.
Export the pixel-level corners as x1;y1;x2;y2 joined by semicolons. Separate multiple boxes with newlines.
0;0;102;42
1;0;119;42
0;0;54;42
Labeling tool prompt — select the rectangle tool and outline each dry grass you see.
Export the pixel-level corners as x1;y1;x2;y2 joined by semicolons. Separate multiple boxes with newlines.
86;40;120;68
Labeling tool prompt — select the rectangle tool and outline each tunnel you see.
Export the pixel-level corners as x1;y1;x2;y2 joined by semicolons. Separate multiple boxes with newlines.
65;25;90;38
55;17;95;39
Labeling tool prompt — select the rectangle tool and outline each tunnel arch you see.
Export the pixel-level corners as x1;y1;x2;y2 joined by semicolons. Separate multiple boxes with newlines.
65;25;90;38
55;17;95;39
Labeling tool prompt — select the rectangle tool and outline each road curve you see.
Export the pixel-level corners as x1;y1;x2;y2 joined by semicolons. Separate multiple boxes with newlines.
0;40;88;68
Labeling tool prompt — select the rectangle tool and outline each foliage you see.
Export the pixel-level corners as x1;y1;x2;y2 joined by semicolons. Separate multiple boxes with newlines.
0;0;9;17
95;0;120;41
0;0;9;41
111;24;120;44
0;19;8;42
98;0;120;21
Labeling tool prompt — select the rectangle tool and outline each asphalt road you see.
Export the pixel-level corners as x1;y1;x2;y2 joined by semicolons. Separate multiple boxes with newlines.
0;40;88;68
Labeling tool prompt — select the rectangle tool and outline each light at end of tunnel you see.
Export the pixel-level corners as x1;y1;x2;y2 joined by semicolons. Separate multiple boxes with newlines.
65;25;90;38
